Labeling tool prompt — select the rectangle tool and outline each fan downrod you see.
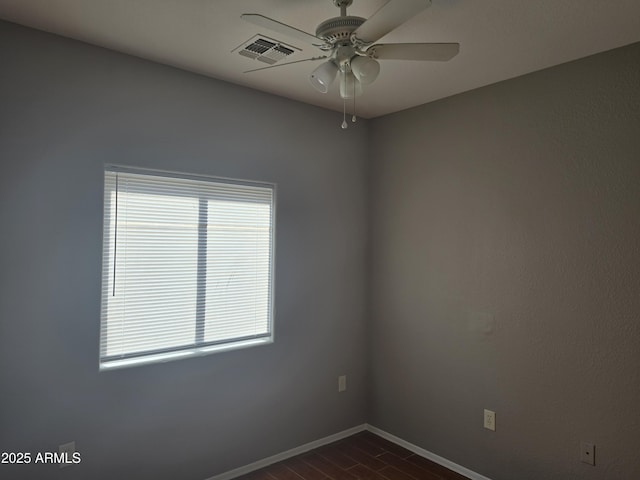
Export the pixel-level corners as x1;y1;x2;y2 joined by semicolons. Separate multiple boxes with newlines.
333;0;353;6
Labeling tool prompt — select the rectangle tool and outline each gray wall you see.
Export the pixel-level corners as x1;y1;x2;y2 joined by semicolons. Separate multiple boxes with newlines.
369;42;640;479
0;21;369;480
2;16;640;480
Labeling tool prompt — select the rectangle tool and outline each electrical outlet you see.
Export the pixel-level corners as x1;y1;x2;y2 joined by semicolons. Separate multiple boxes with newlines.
580;442;595;466
58;441;75;469
484;409;496;431
338;375;347;392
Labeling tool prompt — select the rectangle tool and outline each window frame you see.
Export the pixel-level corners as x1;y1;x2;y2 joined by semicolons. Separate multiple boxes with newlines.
99;165;276;370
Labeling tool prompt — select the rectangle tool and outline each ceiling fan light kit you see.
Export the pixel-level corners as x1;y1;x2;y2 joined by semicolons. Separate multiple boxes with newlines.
339;70;363;99
310;60;339;93
350;56;380;85
242;0;460;128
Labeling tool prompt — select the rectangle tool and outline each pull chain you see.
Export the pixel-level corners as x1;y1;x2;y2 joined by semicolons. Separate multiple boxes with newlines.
112;173;119;296
341;96;348;129
352;78;357;123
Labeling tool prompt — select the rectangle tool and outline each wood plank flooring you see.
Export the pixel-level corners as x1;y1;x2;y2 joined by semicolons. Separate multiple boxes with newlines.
235;431;470;480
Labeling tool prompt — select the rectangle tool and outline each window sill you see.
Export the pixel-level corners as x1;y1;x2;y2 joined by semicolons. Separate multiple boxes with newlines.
99;337;273;371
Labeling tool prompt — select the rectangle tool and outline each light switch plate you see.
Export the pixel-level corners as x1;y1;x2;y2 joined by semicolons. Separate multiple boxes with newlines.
338;375;347;392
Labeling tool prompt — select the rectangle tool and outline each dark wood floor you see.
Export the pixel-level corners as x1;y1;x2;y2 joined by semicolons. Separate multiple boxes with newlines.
236;431;470;480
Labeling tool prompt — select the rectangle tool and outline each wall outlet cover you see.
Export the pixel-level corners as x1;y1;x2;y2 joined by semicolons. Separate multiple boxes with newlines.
58;441;75;469
580;442;595;466
483;409;496;431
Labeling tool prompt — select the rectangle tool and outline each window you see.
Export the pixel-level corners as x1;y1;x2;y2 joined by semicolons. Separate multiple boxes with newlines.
99;166;275;369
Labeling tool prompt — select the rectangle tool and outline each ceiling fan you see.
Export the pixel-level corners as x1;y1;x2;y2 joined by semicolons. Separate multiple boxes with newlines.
241;0;459;128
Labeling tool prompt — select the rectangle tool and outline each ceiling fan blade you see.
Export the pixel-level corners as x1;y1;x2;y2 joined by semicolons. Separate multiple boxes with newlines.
352;0;432;44
244;56;328;73
241;14;323;46
368;42;459;61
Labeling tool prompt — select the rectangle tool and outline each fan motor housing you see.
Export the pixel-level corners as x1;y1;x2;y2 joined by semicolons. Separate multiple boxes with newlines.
315;16;365;44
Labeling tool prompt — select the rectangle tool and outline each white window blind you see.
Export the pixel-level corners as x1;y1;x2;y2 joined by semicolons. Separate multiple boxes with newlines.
99;166;275;369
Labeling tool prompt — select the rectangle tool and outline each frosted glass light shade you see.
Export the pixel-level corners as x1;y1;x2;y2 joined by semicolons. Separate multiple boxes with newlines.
350;56;380;85
309;61;338;93
339;71;363;99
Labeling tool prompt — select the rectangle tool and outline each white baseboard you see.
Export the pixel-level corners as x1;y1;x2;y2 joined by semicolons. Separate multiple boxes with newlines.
205;423;493;480
205;424;367;480
365;424;493;480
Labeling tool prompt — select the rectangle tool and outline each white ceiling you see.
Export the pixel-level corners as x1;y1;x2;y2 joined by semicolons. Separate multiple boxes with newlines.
1;0;639;118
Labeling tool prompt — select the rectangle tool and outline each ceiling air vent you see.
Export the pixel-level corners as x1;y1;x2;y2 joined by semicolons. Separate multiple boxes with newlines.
234;35;300;65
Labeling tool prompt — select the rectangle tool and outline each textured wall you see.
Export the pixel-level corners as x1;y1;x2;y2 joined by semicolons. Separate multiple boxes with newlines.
0;21;368;480
368;42;640;479
3;16;640;480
